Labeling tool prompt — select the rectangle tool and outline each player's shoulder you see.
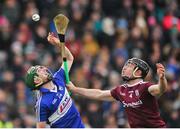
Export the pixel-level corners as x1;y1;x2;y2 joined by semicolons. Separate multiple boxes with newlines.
53;68;64;78
139;81;154;87
137;81;155;93
53;68;66;83
111;83;130;90
111;84;125;93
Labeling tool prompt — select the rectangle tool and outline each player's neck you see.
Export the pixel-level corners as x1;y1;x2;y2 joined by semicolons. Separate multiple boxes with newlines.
126;79;143;87
42;81;55;90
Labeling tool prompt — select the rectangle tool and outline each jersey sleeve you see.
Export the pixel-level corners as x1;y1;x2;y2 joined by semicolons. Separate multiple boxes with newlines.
142;82;154;96
53;68;66;82
110;86;121;101
35;99;48;122
144;82;154;90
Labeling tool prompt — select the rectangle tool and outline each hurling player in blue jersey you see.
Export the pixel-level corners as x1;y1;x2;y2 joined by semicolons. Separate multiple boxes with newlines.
25;32;85;128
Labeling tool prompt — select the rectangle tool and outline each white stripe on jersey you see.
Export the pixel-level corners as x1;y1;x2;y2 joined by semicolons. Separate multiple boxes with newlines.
36;93;42;122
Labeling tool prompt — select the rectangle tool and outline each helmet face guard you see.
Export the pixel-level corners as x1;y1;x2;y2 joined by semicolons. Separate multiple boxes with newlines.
25;66;53;90
122;58;149;81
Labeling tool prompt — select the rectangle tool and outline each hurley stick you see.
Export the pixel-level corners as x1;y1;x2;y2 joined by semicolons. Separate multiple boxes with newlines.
53;14;70;84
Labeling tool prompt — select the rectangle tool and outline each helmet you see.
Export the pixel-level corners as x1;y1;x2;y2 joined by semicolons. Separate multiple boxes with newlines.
25;66;52;90
123;58;149;81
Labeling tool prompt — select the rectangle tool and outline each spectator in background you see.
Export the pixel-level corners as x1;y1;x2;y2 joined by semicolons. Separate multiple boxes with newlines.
0;103;13;128
0;89;13;128
2;0;20;26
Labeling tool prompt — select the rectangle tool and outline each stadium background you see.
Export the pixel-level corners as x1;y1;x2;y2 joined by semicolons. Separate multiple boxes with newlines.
0;0;180;128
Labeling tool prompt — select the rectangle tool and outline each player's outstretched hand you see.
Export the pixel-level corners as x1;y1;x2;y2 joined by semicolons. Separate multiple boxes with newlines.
47;32;60;46
156;63;165;79
66;81;76;91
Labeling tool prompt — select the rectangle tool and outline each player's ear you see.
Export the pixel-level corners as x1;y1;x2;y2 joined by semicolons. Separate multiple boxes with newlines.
137;69;142;77
133;68;142;77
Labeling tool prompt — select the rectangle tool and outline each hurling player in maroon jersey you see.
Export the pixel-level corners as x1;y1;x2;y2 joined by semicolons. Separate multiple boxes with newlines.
67;58;168;128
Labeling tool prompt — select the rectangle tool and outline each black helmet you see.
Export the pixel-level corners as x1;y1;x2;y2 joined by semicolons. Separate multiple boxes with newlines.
126;58;149;79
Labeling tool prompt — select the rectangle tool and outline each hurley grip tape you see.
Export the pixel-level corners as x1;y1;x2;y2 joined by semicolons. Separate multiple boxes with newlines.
58;34;65;43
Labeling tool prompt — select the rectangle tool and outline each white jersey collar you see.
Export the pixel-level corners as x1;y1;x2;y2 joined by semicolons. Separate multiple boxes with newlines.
126;80;144;87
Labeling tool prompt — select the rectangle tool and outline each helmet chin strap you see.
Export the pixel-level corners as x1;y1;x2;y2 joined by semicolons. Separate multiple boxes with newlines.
122;67;142;81
32;72;53;90
32;78;52;90
35;77;44;87
38;74;53;87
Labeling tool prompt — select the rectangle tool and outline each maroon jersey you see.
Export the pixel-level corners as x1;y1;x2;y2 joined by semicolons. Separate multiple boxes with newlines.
111;81;166;128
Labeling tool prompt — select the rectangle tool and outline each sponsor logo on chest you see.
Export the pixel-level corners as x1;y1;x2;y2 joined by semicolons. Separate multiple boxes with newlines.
122;100;143;108
57;89;72;114
59;95;71;112
121;89;143;108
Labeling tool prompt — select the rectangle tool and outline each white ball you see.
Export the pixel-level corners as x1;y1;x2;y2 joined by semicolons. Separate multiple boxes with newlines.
32;14;40;21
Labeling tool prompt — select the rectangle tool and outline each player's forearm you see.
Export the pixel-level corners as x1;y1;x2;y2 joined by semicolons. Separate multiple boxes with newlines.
64;46;74;61
67;82;115;101
57;44;74;61
72;87;104;100
158;76;168;94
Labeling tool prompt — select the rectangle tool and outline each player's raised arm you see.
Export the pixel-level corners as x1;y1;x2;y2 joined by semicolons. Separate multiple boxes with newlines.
66;82;116;101
47;32;74;72
148;63;168;97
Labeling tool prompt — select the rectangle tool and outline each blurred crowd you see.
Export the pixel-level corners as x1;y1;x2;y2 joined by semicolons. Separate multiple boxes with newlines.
0;0;180;128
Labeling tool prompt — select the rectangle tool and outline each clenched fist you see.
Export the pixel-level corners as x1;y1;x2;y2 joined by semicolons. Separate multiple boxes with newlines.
66;81;76;91
156;63;165;79
47;32;61;46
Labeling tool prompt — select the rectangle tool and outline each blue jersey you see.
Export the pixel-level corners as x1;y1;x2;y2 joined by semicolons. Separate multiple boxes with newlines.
35;68;84;128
